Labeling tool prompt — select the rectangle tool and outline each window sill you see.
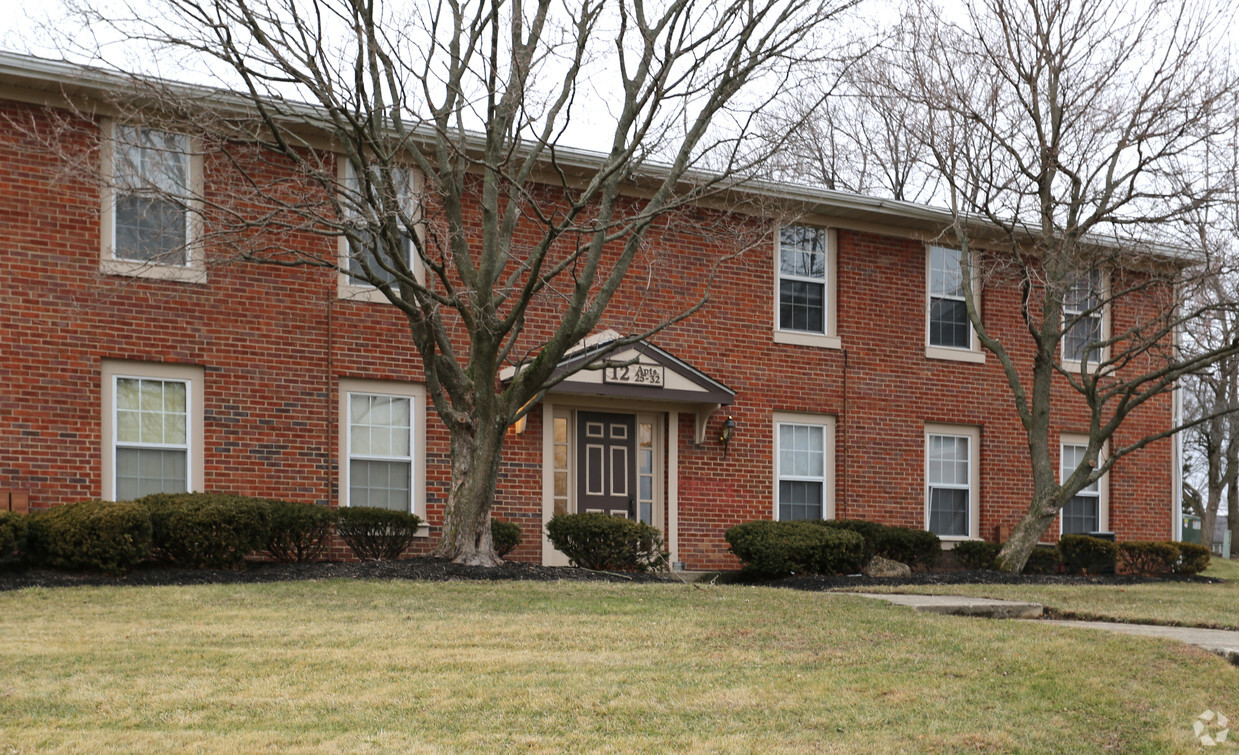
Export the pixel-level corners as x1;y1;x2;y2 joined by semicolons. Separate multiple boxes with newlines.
773;330;842;349
337;282;394;303
101;259;207;284
925;346;986;364
1060;358;1114;377
936;535;979;546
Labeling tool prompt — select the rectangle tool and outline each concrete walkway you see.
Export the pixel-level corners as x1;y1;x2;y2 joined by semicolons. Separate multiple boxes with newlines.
842;592;1239;665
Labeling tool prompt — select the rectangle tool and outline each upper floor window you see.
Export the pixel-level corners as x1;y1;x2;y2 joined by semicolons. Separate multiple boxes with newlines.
114;126;190;265
926;245;985;363
928;245;968;348
1062;271;1105;366
338;161;419;300
101;123;204;282
774;226;839;348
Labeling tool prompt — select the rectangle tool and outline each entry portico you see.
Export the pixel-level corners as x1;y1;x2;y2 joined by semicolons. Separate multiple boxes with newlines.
515;334;734;566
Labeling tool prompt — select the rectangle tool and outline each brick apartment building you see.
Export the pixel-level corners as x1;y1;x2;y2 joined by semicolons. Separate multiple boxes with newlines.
0;52;1181;570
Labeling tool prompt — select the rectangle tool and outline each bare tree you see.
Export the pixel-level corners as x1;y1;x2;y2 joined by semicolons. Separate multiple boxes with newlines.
854;0;1239;571
42;0;862;565
1180;99;1239;553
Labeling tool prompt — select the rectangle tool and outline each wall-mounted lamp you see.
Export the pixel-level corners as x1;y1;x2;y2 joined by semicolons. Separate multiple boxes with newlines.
719;415;737;458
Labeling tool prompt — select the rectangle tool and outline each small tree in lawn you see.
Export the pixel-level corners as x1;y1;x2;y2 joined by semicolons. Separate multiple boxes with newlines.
850;0;1239;571
46;0;862;565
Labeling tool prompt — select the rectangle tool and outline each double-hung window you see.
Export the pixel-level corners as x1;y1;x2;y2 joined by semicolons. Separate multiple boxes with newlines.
339;161;418;299
340;379;426;516
347;393;414;511
102;361;204;501
1061;439;1105;534
926;426;979;538
775;226;839;348
774;414;835;521
778;226;827;334
1062;271;1104;365
928;246;970;348
114;126;191;265
102;123;203;282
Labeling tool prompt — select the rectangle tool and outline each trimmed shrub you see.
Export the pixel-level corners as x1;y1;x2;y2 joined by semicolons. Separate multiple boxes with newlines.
819;519;887;564
24;500;152;575
875;526;941;569
724;520;866;578
1119;541;1180;576
1172;542;1211;576
1023;545;1061;575
1058;534;1119;575
953;540;1000;570
491;518;522;558
545;513;664;572
0;511;27;561
137;493;272;569
336;506;423;561
266;500;338;564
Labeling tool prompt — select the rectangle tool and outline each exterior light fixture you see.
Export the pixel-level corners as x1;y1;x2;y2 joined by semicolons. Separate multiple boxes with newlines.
719;415;737;458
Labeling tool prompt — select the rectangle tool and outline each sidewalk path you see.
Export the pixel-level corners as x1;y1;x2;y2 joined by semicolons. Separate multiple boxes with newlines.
842;592;1239;665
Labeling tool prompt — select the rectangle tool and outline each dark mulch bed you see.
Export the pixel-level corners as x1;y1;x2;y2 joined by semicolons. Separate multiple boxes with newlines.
764;569;1224;592
0;560;1221;593
0;558;677;592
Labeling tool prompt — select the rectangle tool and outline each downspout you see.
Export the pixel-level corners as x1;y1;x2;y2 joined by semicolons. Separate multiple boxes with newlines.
839;347;849;519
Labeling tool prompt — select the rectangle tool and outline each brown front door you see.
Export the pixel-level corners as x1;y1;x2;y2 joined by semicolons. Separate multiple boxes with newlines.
576;411;637;518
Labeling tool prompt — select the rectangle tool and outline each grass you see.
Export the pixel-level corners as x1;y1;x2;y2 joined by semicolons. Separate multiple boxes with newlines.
1;580;1236;752
844;557;1239;630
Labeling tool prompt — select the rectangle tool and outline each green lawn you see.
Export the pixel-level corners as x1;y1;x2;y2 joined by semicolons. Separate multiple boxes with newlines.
1;580;1236;752
845;557;1239;630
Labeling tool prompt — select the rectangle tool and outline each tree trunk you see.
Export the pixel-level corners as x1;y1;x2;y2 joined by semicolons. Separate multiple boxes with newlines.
995;495;1058;572
431;420;507;566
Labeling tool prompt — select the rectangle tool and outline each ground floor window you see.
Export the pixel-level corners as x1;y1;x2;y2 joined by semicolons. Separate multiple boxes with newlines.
102;360;204;501
926;424;979;538
773;413;836;521
339;379;425;515
1061;437;1106;534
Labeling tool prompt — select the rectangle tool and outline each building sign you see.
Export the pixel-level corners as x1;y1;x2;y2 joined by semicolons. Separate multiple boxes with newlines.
602;362;665;387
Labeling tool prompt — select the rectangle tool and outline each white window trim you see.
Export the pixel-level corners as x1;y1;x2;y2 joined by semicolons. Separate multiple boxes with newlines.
773;226;841;349
925;423;981;540
99;120;206;283
1059;434;1109;535
772;412;837;521
925;244;986;364
338;378;427;530
1060;270;1110;373
101;360;205;501
336;159;425;302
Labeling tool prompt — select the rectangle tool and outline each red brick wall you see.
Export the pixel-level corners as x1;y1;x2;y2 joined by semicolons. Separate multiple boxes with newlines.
0;100;1174;570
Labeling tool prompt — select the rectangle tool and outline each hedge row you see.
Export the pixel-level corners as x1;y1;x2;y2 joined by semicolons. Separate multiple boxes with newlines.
954;535;1211;576
724;519;941;578
0;495;528;574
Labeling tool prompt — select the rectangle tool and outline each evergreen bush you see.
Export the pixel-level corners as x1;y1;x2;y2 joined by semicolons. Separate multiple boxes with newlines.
545;513;664;571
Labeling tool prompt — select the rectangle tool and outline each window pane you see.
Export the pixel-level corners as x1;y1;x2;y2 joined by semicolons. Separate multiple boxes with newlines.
929;298;970;348
1063;315;1102;363
350;459;410;511
117;378;140;411
929;246;964;297
779;480;822;521
779;280;825;333
116;448;187;501
1062;494;1100;534
929;488;969;536
554;417;568;444
350;395;369;424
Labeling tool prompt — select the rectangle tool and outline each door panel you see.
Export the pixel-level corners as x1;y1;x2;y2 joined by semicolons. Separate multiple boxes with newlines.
576;411;636;518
